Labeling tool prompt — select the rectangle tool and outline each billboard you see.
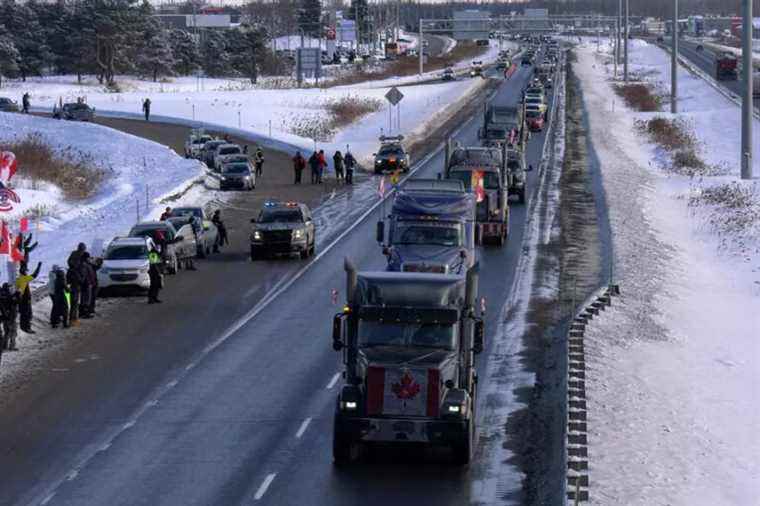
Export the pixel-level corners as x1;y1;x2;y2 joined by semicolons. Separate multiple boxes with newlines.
453;10;490;41
337;19;357;42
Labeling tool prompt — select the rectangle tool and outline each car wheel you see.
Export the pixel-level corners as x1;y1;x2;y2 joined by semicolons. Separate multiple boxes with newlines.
300;249;309;260
250;246;259;261
169;255;178;274
451;418;473;466
519;187;526;204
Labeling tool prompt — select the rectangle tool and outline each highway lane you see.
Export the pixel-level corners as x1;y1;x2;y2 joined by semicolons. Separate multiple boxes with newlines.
13;60;555;506
660;38;760;109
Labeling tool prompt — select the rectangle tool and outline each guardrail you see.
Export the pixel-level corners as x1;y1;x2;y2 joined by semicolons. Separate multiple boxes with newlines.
564;284;620;504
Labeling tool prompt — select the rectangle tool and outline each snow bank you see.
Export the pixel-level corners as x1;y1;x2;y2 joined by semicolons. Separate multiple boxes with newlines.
0;112;203;284
573;40;760;504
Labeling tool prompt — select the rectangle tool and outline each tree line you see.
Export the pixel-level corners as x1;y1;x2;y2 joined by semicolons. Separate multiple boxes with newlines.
0;0;272;87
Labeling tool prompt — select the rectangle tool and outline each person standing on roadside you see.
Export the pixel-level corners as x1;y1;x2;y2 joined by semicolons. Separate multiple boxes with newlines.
333;150;344;183
160;207;172;221
344;150;356;185
79;252;96;319
22;92;30;114
0;283;19;351
211;210;228;252
317;150;327;184
148;246;163;304
67;242;86;325
16;260;41;334
143;98;151;121
292;151;306;184
254;146;264;178
308;151;319;184
50;267;69;328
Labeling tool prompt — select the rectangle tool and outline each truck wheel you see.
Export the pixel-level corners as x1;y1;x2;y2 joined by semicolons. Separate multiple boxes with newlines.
519;187;526;204
451;418;473;466
333;426;357;466
168;255;178;274
250;246;258;261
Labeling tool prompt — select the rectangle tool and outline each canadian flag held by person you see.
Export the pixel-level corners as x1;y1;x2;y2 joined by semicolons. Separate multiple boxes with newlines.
0;151;21;212
0;221;25;262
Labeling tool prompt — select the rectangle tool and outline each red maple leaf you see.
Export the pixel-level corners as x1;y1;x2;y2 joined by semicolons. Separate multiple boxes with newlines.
391;371;421;400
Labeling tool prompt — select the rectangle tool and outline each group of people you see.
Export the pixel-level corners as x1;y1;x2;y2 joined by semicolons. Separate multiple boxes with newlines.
292;149;356;185
46;243;102;329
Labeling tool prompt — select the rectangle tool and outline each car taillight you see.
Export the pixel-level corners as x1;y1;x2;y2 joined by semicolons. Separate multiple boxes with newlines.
427;369;440;417
367;366;385;415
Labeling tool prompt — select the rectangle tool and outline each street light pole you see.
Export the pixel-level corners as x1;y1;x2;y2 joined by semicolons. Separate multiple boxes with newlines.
623;0;629;82
671;0;678;114
740;0;753;179
419;19;424;75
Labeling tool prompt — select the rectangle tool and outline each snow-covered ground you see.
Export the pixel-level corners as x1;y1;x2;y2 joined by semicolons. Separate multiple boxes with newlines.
4;68;490;167
0;112;204;283
574;40;760;504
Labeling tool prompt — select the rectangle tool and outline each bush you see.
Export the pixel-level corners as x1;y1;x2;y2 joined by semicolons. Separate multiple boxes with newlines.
324;95;382;130
614;83;660;112
635;117;694;151
0;134;108;200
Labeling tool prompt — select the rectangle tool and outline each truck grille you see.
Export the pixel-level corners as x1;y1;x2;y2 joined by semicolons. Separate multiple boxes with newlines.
110;274;138;282
262;230;292;242
402;263;447;274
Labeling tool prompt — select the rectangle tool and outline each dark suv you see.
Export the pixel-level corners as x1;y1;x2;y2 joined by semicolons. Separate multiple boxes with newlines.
250;201;316;260
373;137;410;174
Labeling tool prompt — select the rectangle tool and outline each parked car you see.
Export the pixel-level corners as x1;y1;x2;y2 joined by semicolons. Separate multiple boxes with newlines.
128;220;194;274
524;96;547;115
185;131;215;159
53;102;95;121
213;143;244;171
201;139;228;169
0;97;20;112
373;136;410;174
97;236;155;291
220;161;255;190
168;206;218;257
525;106;545;131
442;67;455;81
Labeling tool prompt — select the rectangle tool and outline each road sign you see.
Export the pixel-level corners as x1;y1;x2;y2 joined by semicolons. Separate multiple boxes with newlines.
337;19;356;42
385;87;404;106
296;47;322;84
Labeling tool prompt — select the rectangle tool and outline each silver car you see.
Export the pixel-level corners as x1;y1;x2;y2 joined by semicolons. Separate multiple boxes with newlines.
214;144;244;171
220;161;255;191
54;102;95;121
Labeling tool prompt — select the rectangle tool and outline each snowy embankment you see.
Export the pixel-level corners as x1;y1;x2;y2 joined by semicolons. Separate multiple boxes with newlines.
574;40;759;504
9;70;490;168
0;112;203;284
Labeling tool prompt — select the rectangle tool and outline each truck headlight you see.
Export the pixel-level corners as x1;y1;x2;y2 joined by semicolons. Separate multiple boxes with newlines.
294;229;304;239
341;401;357;410
253;231;262;240
448;405;461;413
376;160;382;165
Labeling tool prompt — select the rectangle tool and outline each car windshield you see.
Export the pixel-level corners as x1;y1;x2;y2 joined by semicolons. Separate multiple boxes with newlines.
485;128;506;138
106;244;148;260
223;164;250;174
359;321;456;350
526;110;542;118
219;147;240;155
132;226;175;241
450;149;501;166
448;170;500;190
171;208;202;219
193;137;212;145
394;222;462;247
379;146;403;156
259;210;302;223
67;104;89;111
526;97;542;104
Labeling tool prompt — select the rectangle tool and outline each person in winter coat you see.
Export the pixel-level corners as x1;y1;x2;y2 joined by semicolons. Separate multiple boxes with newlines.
0;283;19;351
333;151;344;183
148;246;163;304
50;267;69;328
211;210;228;252
143;98;151;121
16;260;42;334
344;151;356;185
308;151;320;184
254;147;265;178
79;252;96;319
317;150;327;184
67;243;86;325
292;151;306;184
22;92;30;114
160;207;172;221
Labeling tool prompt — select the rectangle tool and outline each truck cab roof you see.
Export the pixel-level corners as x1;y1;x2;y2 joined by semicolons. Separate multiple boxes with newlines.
355;271;467;309
401;178;465;193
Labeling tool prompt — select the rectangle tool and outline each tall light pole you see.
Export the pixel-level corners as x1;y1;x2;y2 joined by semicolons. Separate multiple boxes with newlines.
671;0;678;114
623;0;629;82
740;0;753;179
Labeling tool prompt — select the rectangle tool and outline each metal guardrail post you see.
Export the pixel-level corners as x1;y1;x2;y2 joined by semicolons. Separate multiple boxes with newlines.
740;0;753;180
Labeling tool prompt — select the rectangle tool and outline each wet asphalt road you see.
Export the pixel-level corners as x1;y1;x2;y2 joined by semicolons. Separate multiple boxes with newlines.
1;61;556;506
659;38;760;109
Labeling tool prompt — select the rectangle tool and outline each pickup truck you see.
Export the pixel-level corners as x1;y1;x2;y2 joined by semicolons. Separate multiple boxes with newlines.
168;207;218;258
715;52;738;81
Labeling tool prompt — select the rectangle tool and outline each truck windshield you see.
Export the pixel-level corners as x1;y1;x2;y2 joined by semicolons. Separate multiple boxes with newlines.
359;321;456;350
393;222;462;247
448;170;500;190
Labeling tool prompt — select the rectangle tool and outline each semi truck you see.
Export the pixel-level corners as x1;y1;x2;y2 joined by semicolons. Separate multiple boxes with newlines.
506;147;530;204
716;52;738;81
480;105;525;150
331;260;484;465
376;179;476;275
445;144;509;246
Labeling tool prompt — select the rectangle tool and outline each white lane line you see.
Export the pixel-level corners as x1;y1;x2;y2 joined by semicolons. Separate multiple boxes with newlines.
295;418;312;439
41;493;56;505
185;362;197;371
98;442;112;452
122;420;136;430
166;380;178;389
254;473;277;501
325;372;341;390
66;470;79;482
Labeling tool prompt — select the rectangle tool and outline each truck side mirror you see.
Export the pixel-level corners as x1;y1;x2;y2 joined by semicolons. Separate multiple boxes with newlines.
375;221;385;244
473;320;484;354
332;314;344;351
477;128;484;139
250;218;257;223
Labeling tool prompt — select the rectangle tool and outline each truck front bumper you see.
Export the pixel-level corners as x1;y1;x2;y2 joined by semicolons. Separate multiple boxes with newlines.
335;415;468;444
478;221;507;238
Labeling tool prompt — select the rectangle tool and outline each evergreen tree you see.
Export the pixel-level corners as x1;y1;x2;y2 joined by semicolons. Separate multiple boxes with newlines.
200;30;232;77
0;0;53;80
297;0;322;37
227;24;267;83
0;25;20;88
345;0;370;44
168;29;199;76
136;19;176;82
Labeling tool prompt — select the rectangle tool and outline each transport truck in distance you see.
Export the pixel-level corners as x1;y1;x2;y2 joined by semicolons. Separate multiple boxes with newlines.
331;260;484;465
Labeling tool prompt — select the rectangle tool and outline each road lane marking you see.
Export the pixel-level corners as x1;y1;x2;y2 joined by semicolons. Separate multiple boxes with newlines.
166;380;178;389
185;362;197;371
326;372;341;390
66;470;79;482
41;493;56;505
122;421;136;430
254;473;277;501
295;418;312;439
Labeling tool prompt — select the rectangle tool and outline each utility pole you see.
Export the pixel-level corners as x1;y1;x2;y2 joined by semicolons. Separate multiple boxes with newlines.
741;0;753;179
671;0;678;114
623;0;629;82
614;17;619;79
396;0;400;42
617;0;622;75
418;19;423;75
